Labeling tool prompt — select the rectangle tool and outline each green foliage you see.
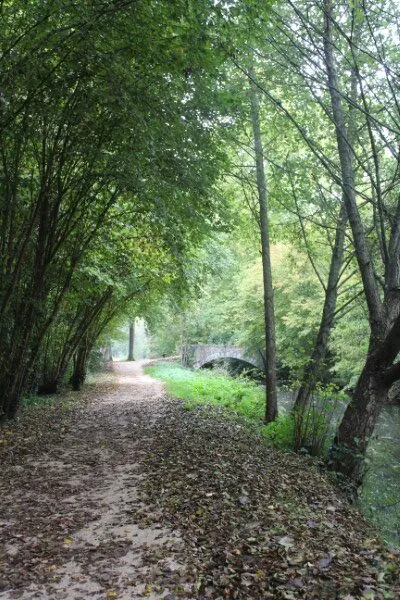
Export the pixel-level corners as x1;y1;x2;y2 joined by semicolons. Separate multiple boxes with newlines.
262;414;295;450
261;384;344;456
149;240;332;382
147;237;245;355
20;394;56;409
0;0;248;414
233;246;325;377
331;301;370;386
0;0;399;551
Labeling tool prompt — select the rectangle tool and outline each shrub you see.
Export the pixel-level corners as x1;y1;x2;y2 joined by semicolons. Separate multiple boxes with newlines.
293;384;346;457
262;414;295;450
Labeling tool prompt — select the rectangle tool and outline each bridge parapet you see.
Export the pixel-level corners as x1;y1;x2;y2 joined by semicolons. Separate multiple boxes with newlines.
183;344;263;370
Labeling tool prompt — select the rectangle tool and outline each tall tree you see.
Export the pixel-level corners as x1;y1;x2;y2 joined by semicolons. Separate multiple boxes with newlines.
294;202;347;411
248;67;278;423
322;0;400;487
248;0;400;486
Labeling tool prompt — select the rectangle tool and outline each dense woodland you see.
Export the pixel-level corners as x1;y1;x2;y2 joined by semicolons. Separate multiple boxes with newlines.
1;0;400;501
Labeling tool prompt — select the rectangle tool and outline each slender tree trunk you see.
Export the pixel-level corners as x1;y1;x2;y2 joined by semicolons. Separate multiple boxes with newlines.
103;342;113;362
38;378;60;395
127;321;135;361
295;9;359;413
249;69;278;424
0;279;47;418
294;193;347;411
322;0;383;337
1;368;28;420
37;289;115;395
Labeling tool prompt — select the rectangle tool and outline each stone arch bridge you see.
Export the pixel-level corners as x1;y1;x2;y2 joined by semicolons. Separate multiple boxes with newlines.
183;344;263;370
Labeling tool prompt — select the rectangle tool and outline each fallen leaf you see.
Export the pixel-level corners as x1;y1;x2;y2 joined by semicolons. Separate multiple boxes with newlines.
278;535;295;550
317;554;333;569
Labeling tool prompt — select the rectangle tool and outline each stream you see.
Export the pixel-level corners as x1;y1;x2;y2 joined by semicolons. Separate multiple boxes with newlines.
277;389;400;548
360;404;400;548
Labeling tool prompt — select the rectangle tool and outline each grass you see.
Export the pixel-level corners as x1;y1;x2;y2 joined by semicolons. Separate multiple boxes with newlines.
145;361;267;422
21;393;57;408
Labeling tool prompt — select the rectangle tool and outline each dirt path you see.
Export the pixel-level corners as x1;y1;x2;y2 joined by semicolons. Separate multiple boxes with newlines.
1;361;399;599
0;361;188;599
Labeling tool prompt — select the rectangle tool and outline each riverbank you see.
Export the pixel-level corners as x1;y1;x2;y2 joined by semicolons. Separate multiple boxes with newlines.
146;361;400;549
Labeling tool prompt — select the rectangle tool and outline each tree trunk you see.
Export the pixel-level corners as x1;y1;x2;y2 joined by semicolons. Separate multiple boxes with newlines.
294;11;358;413
249;68;278;424
294;194;347;411
38;378;60;395
1;369;27;420
71;341;90;391
323;0;391;486
0;317;38;419
328;346;390;490
322;0;383;338
103;342;113;362
127;321;135;361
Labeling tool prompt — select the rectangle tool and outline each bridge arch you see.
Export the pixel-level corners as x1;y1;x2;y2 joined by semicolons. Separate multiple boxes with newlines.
185;344;263;371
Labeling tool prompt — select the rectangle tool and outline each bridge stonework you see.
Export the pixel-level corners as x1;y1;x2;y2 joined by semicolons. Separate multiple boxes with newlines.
183;344;263;370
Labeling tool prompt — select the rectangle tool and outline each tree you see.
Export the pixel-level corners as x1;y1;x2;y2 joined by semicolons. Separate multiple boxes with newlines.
248;68;278;423
322;0;400;487
0;0;235;418
128;322;135;362
243;0;400;487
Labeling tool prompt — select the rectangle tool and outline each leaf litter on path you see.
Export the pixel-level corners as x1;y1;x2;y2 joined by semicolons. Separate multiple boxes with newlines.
0;361;399;599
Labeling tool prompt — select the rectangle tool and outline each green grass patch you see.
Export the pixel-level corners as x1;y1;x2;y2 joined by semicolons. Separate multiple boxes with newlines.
146;361;266;422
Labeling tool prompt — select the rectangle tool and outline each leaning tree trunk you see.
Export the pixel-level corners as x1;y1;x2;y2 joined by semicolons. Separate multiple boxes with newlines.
296;11;361;414
249;68;278;424
38;288;115;395
328;343;391;489
323;0;391;487
294;188;347;411
71;339;91;391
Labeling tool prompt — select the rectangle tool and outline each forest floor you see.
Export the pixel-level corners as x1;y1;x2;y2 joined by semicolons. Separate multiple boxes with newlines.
0;361;399;600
